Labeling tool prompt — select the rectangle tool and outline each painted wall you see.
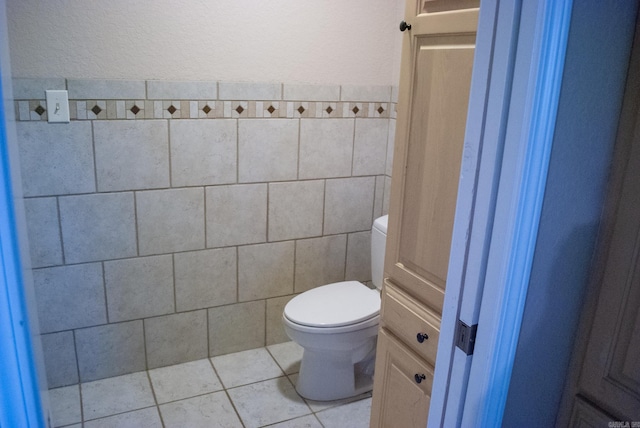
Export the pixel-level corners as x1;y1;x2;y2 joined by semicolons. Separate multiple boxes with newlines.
502;1;638;425
6;0;404;86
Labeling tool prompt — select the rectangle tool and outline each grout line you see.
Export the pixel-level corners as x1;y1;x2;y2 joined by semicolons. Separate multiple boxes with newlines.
351;117;357;176
206;307;211;358
207;358;247;428
266;182;270;242
90;120;99;193
55;196;66;266
167;119;173;188
292;239;298;294
202;186;207;249
133;191;140;256
296;118;301;181
235;118;240;184
235;246;240;304
343;233;350;280
101;262;110;324
171;254;177;313
142;319;149;370
71;330;85;424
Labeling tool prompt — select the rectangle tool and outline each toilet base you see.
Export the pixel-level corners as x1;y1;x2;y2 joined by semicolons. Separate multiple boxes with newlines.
294;339;376;401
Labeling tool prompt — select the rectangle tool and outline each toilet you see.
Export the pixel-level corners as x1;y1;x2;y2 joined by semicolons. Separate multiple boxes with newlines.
282;215;388;401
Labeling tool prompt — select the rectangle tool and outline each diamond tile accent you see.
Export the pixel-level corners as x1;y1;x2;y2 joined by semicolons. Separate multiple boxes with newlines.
14;86;397;122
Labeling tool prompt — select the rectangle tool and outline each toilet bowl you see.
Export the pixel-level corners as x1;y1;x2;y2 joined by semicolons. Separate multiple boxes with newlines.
282;215;388;401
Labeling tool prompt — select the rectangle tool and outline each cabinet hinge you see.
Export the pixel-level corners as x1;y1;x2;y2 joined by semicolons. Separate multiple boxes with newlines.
456;320;478;355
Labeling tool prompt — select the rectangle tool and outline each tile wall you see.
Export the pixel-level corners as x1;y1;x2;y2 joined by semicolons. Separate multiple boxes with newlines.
13;78;397;388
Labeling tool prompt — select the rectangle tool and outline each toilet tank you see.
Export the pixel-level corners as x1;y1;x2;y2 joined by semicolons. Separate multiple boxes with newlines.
371;215;388;290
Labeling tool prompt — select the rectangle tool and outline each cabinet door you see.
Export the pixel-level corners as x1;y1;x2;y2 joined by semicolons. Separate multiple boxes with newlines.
370;329;434;428
386;2;478;314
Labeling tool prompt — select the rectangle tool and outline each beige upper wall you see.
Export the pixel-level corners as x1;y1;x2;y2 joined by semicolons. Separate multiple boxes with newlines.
7;0;404;86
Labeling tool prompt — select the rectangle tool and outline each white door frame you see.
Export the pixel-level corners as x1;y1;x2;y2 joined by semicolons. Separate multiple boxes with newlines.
428;0;574;426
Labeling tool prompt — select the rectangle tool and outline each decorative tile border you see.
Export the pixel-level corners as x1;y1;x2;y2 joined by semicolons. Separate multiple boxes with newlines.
15;99;397;121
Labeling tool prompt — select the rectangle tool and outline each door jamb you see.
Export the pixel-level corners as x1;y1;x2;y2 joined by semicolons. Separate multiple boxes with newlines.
428;0;574;425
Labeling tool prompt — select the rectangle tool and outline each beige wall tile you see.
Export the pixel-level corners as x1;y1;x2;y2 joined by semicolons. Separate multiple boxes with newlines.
268;181;324;241
147;80;217;99
33;263;106;333
239;119;298;183
238;242;294;301
175;248;237;312
206;184;267;247
266;295;295;345
353;118;389;176
137;188;205;256
145;310;208;369
170;119;237;187
383;176;392;215
40;332;78;388
324;177;375;235
340;85;391;102
208;301;265;356
386;118;396;177
59;192;136;264
219;82;281;100
12;78;66;99
283;84;340;101
104;255;174;322
67;79;145;99
16;121;95;197
75;321;145;382
299;119;354;179
94;120;169;192
24;197;62;268
294;235;347;293
345;231;372;282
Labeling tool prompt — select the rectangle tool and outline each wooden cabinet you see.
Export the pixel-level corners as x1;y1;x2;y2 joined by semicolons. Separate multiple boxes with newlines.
380;281;440;365
385;3;478;315
370;1;478;426
370;329;433;428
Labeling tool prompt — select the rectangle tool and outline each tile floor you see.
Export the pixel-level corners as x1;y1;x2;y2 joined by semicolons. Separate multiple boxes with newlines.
47;341;372;428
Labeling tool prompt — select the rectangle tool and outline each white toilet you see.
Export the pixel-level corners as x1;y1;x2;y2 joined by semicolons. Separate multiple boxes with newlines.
282;215;388;401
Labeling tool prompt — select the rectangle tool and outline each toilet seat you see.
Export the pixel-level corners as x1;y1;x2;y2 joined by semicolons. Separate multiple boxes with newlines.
284;281;380;328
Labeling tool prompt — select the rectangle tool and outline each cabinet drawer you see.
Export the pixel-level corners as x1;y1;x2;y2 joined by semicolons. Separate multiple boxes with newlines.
381;279;440;365
370;329;433;428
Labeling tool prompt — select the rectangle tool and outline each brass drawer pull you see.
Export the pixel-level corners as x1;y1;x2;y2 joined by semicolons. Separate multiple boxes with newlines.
416;332;429;343
414;373;426;384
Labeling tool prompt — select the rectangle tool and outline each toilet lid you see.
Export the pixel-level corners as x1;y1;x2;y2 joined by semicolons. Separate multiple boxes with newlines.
284;281;380;328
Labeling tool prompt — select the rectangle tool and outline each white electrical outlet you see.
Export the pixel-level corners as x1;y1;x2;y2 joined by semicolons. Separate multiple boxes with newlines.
45;90;70;123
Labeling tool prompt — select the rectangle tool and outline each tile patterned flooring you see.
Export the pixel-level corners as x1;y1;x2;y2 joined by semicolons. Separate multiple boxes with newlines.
48;341;372;427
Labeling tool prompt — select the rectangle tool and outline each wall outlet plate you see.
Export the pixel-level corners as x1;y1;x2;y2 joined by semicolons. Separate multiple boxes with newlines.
45;90;70;123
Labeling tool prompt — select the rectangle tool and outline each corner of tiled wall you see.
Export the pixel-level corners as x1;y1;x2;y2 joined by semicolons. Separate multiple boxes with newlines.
13;77;397;388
